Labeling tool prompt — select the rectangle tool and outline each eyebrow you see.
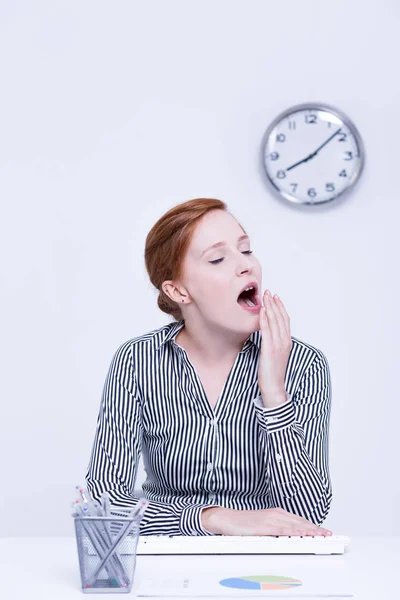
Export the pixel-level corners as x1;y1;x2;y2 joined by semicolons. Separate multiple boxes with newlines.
201;234;249;257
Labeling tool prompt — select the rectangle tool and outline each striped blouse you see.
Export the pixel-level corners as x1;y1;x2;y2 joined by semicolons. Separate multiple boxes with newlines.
85;319;332;536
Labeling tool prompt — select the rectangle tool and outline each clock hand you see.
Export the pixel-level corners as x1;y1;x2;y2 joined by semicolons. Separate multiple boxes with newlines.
285;154;314;172
286;128;342;172
311;127;342;156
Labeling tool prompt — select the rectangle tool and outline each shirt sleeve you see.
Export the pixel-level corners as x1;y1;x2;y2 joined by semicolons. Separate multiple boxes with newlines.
253;352;333;526
85;341;214;536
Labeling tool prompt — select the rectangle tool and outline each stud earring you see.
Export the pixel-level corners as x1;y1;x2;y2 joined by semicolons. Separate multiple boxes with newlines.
181;299;184;303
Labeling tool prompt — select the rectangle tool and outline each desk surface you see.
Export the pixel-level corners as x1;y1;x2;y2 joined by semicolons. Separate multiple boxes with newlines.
0;536;398;600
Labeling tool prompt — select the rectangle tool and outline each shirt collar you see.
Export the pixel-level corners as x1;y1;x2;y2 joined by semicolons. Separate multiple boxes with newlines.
155;320;261;353
155;320;186;351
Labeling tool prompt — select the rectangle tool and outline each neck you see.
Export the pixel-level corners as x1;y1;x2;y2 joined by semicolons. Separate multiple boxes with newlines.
175;318;251;365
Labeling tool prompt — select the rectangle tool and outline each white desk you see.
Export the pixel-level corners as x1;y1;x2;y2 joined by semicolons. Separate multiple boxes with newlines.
0;536;398;599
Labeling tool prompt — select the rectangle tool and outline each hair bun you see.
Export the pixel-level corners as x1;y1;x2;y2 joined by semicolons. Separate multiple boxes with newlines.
157;291;182;321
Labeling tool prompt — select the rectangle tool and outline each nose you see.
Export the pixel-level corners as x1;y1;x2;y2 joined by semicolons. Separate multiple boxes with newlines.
236;251;253;276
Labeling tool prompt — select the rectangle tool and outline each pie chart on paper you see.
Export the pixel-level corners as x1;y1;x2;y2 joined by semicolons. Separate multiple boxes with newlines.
220;575;302;591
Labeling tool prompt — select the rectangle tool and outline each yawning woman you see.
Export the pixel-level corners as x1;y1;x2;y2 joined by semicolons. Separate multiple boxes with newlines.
86;198;333;537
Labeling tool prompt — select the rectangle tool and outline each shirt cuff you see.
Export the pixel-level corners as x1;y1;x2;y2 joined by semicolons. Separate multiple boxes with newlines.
179;504;216;536
253;392;295;432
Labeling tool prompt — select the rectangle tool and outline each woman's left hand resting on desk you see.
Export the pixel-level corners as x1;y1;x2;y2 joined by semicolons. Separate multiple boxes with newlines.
201;506;332;537
258;289;292;408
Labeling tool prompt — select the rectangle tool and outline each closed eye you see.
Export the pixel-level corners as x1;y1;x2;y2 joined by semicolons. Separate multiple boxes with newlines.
209;250;253;265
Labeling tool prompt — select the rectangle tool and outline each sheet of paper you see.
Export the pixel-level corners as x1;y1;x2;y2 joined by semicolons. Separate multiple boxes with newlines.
132;554;354;598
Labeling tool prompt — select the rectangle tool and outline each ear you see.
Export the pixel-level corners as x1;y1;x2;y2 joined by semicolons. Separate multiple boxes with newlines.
162;280;190;304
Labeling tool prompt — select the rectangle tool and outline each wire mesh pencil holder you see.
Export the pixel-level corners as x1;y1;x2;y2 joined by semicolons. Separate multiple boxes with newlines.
74;508;141;593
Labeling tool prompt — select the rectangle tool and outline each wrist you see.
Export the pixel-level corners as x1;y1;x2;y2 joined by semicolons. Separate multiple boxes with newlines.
201;507;229;535
260;389;288;409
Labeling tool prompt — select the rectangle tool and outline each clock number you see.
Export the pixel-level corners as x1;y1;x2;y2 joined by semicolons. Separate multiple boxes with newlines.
305;114;317;124
290;183;298;193
270;152;279;161
326;183;335;192
288;120;296;130
307;188;317;197
344;151;353;160
338;132;347;142
339;169;347;177
276;170;286;179
276;133;286;142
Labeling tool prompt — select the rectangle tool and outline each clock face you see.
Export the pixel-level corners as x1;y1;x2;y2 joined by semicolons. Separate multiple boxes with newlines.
262;104;365;205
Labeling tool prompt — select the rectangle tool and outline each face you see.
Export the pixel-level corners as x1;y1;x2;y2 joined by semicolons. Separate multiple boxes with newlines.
169;209;263;334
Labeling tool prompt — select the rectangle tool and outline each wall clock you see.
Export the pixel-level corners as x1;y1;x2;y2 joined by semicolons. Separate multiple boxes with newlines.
261;103;365;206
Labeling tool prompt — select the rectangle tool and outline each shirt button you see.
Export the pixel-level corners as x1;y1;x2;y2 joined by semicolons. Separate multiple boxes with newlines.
276;453;283;462
208;493;216;501
209;419;216;426
207;462;213;472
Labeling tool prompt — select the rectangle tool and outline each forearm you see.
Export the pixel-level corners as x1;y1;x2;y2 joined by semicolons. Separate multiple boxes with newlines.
86;477;216;536
253;394;332;525
259;388;289;409
201;506;232;535
266;423;332;524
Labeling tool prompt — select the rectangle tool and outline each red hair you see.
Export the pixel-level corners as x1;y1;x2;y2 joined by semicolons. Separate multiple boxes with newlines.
145;198;237;320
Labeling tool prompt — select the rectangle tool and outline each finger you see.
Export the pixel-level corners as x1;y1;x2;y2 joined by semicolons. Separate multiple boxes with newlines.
277;513;314;530
262;291;279;345
264;510;332;537
279;512;330;536
273;294;290;338
259;299;272;342
293;521;331;536
268;294;288;342
264;291;285;344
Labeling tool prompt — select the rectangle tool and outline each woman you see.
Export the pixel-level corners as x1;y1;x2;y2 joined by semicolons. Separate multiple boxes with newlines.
86;198;333;537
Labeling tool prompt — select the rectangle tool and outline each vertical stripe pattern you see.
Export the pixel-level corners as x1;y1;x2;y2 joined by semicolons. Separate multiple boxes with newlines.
85;320;332;535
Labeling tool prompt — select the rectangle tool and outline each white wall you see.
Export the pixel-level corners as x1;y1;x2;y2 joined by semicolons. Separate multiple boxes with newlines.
1;0;399;537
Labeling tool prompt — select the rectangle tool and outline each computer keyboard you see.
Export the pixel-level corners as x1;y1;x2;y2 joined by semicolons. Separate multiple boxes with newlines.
136;534;350;555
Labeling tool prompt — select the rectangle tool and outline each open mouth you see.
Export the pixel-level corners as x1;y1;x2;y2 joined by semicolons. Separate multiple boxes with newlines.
237;284;259;309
